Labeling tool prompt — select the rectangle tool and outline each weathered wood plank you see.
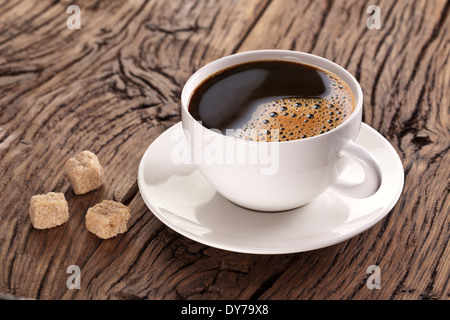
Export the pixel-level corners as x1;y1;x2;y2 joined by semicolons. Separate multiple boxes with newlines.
0;0;448;300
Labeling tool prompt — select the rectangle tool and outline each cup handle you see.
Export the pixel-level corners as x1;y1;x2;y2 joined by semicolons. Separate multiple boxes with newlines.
329;141;382;198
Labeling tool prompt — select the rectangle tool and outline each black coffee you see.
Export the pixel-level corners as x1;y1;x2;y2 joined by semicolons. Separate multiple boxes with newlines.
188;60;355;141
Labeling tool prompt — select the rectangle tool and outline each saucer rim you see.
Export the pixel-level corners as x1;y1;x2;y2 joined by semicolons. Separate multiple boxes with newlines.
137;122;404;255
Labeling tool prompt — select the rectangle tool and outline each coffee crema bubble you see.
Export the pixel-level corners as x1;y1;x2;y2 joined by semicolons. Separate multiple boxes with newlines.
188;60;356;142
237;75;355;142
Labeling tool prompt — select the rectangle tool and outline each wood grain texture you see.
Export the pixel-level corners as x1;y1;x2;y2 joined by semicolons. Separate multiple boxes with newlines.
0;0;448;300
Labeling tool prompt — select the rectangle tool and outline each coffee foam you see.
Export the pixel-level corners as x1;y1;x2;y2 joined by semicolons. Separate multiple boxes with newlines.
235;72;355;142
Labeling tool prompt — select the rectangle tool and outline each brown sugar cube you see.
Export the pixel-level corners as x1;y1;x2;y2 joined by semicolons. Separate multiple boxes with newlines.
64;150;103;195
85;200;130;239
29;192;69;229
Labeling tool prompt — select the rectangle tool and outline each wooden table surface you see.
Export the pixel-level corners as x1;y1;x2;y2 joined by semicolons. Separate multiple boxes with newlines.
0;0;448;300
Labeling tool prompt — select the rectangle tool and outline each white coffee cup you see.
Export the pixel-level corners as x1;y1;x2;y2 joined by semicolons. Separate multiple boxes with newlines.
181;50;382;212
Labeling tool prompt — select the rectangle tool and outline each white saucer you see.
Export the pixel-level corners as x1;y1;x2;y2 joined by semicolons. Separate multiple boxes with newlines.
138;123;404;254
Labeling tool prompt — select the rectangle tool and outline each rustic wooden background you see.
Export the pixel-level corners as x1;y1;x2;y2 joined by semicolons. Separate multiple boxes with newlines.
0;0;448;300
